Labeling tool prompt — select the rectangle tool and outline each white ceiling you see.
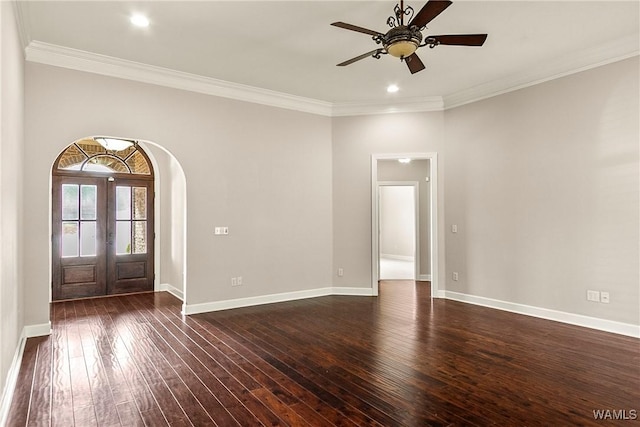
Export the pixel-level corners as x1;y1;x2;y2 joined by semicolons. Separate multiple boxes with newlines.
17;1;640;108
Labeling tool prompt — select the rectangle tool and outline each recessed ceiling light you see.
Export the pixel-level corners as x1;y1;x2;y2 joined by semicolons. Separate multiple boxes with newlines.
387;84;399;93
130;14;150;28
398;158;412;164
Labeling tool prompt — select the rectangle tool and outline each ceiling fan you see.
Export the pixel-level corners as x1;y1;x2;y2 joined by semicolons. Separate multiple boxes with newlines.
331;0;487;74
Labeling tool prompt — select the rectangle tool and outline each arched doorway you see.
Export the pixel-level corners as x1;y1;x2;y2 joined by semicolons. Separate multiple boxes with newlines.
51;137;155;301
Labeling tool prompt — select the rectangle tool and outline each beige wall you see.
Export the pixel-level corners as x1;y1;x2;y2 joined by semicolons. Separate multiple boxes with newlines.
23;63;333;325
444;57;639;324
332;112;446;288
11;45;640;340
0;1;25;406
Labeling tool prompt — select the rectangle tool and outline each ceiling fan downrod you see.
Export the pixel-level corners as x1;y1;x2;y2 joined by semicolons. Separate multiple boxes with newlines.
387;0;415;28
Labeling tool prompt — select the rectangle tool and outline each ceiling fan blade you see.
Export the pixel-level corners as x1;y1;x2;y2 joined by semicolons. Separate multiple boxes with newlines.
337;49;384;67
405;53;426;74
331;22;384;37
429;34;488;46
408;0;452;29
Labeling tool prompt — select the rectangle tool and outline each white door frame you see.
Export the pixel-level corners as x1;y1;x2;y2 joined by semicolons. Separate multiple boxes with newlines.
377;181;419;281
371;153;439;297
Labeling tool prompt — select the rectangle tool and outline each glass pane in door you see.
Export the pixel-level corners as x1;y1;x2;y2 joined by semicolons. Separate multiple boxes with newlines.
116;221;132;255
80;221;97;256
80;185;97;220
132;187;147;219
61;221;79;257
133;221;147;254
62;184;79;220
116;186;131;220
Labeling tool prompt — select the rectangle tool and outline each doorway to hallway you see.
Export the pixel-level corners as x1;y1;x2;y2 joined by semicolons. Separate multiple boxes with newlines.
371;154;439;297
378;184;417;280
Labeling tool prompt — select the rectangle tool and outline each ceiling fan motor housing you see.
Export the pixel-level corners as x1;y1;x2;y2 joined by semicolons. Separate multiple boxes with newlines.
383;25;423;58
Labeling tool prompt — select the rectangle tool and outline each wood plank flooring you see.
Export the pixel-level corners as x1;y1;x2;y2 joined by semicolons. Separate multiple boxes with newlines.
6;281;640;426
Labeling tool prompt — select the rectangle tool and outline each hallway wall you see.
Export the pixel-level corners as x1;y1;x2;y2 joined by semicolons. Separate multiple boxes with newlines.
379;185;415;259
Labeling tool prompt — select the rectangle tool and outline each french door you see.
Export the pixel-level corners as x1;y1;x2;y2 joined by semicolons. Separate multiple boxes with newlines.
52;175;154;300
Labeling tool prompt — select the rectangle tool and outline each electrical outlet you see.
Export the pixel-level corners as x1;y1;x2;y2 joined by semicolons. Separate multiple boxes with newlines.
452;272;459;281
338;268;344;277
600;292;610;303
587;290;600;302
451;224;458;233
237;276;242;286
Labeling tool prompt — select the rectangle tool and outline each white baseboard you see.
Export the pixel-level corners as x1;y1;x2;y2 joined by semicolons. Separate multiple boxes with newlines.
183;286;374;315
159;283;184;301
444;291;640;338
0;337;26;427
380;254;415;262
23;322;51;338
332;287;375;296
0;322;51;426
418;274;432;281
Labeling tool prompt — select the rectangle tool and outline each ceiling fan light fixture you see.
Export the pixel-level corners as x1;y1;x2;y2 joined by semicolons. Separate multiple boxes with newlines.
94;137;135;151
386;40;418;58
382;25;423;58
331;1;487;74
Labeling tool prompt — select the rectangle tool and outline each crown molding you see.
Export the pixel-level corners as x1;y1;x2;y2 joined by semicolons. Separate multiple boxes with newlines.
332;96;444;116
25;41;334;117
443;33;640;110
24;32;639;117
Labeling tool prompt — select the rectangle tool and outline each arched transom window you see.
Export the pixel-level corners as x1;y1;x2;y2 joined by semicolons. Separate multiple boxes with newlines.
54;137;152;176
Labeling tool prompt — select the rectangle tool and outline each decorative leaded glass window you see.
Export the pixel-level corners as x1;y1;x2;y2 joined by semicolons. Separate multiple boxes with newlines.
55;138;152;176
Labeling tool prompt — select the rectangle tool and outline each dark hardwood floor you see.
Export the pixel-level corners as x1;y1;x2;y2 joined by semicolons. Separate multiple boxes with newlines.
6;281;639;426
